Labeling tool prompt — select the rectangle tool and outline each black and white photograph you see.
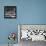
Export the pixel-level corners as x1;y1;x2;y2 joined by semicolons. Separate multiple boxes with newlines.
4;6;16;19
18;25;46;46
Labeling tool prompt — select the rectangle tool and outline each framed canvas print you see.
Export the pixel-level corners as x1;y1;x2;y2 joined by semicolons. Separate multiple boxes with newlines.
4;6;16;19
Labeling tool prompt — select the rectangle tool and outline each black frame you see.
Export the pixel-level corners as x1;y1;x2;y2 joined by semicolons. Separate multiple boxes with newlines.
4;6;17;19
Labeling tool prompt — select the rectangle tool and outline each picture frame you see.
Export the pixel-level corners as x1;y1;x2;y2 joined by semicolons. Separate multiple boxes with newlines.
18;24;46;41
4;6;17;19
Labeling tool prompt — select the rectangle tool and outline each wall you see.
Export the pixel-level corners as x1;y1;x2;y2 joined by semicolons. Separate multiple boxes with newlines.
0;0;46;44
